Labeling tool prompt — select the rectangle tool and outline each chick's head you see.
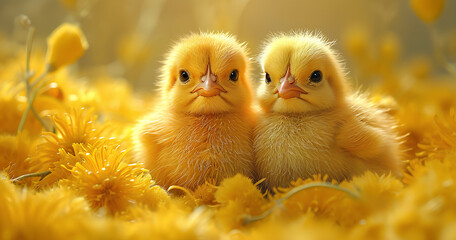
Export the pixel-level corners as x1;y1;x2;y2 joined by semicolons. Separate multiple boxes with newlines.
257;32;349;114
160;32;252;114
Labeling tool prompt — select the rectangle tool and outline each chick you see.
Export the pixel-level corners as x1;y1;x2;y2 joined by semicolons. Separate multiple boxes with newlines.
134;32;255;190
254;32;402;189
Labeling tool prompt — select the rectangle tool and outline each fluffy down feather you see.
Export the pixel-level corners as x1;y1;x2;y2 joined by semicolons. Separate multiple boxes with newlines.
134;32;255;190
254;32;402;189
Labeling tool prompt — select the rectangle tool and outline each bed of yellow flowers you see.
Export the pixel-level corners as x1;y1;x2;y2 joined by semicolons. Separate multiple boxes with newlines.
1;0;456;239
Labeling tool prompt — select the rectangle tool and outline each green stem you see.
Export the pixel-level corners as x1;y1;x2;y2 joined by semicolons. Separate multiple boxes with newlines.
242;182;360;225
31;105;50;132
278;182;360;203
25;26;35;75
17;25;51;133
17;71;50;133
11;171;51;183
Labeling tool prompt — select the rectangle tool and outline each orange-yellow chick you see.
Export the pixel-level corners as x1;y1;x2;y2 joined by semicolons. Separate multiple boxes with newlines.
254;32;402;189
134;32;255;190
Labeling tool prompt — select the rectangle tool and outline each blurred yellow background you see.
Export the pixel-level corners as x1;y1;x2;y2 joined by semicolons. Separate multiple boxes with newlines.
1;0;455;90
1;2;456;239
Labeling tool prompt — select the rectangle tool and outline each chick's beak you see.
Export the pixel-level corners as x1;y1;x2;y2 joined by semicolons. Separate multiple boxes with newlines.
275;66;308;99
191;64;227;97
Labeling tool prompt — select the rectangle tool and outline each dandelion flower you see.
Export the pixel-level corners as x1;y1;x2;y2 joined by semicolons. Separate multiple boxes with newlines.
0;94;42;136
240;214;345;240
30;108;109;173
192;181;218;206
0;174;91;240
214;174;269;229
139;184;170;211
69;144;152;214
334;172;403;227
0;133;35;180
45;23;88;72
405;110;456;183
388;153;456;239
37;144;83;187
132;206;219;240
215;174;264;205
272;175;346;220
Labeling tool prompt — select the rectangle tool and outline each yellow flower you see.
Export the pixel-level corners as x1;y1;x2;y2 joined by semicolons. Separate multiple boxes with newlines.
139;184;170;211
0;133;35;181
272;175;347;220
388;153;456;239
214;174;269;230
37;144;83;187
404;110;456;183
0;95;23;134
169;180;218;207
0;94;42;136
238;214;345;240
192;181;218;206
0;174;92;240
45;23;88;72
69;144;152;214
334;172;403;227
30;108;109;174
215;174;264;205
132;206;219;240
410;0;445;23
59;0;77;10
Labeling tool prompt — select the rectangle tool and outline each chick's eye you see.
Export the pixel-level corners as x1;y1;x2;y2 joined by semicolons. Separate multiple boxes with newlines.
179;70;190;83
265;73;271;84
310;70;322;83
230;70;239;81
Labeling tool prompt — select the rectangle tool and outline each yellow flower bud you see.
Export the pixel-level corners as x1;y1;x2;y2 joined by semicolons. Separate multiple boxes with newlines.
59;0;77;9
45;23;88;72
410;0;445;23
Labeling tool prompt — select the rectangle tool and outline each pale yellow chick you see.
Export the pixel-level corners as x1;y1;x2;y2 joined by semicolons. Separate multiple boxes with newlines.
133;32;255;190
254;32;402;189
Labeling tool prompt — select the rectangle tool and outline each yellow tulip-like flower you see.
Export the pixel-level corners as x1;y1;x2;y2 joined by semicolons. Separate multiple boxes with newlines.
410;0;445;23
45;23;88;72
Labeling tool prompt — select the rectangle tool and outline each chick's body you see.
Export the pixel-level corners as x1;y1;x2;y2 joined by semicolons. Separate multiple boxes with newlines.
134;33;255;190
255;33;402;189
